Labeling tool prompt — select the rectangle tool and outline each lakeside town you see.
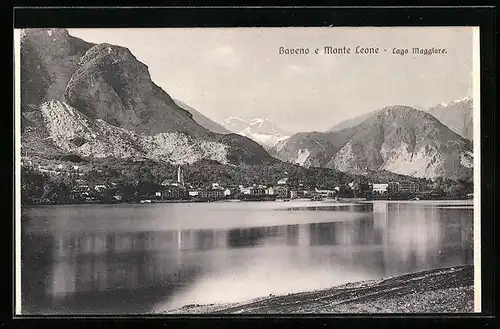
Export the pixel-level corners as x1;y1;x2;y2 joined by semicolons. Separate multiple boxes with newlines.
22;160;473;205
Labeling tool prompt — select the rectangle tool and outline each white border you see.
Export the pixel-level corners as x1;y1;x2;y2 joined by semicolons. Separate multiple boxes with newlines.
14;29;22;315
472;26;481;313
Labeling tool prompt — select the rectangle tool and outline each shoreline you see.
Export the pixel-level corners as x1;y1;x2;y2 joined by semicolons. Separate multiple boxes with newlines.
161;265;474;314
22;198;473;207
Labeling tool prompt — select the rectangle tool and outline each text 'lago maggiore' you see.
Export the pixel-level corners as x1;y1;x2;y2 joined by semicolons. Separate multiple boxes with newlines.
278;46;448;56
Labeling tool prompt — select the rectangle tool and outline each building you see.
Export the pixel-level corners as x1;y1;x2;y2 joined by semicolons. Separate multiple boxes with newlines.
238;185;266;196
198;189;225;200
274;185;290;199
189;190;199;197
240;187;252;195
296;190;310;198
277;177;289;185
372;183;389;194
265;186;275;195
70;184;92;200
160;168;188;200
94;184;108;193
177;166;184;186
69;166;83;178
388;182;420;193
250;186;266;195
162;185;188;200
161;179;181;187
400;182;420;193
211;182;223;190
20;156;33;167
314;188;336;198
37;165;61;175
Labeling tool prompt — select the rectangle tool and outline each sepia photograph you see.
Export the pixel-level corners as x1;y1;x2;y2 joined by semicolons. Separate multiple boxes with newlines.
15;26;480;315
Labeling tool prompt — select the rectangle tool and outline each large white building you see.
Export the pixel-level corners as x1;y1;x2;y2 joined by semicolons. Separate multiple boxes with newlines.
372;183;389;193
277;177;289;185
314;188;335;197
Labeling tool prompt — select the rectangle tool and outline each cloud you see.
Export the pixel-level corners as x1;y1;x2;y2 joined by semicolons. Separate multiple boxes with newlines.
205;45;242;68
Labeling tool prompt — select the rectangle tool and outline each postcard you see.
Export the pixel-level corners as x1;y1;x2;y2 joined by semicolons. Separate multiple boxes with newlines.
14;26;480;315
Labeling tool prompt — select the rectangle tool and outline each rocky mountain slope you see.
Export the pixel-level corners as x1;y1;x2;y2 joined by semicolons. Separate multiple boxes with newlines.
328;97;474;141
272;106;473;180
22;100;229;164
222;117;290;148
427;97;473;141
20;28;275;166
20;28;93;107
174;99;231;134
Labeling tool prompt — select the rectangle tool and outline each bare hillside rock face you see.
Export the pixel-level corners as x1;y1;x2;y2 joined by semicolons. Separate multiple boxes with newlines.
64;43;208;138
328;97;474;141
20;28;275;166
32;100;229;165
273;106;473;180
20;28;93;107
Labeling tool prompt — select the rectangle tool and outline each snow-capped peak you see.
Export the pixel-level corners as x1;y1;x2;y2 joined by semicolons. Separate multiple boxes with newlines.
455;96;472;103
221;116;289;148
249;118;265;127
438;96;472;108
223;116;245;123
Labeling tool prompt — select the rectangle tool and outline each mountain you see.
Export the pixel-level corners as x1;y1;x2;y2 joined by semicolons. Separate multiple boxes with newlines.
222;117;290;148
427;97;473;141
328;97;474;141
272;105;473;180
22;100;231;164
20;28;275;166
327;112;373;132
173;99;231;134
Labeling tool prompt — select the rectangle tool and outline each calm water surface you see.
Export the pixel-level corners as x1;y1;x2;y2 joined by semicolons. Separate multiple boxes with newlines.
21;200;474;314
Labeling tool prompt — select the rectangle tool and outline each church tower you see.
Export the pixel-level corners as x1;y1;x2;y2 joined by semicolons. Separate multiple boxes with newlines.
177;165;184;185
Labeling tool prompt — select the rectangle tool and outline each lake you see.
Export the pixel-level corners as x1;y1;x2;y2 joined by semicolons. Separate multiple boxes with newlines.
20;200;474;314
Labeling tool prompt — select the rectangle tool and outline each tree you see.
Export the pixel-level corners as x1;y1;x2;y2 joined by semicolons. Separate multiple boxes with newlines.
20;166;46;203
338;185;354;198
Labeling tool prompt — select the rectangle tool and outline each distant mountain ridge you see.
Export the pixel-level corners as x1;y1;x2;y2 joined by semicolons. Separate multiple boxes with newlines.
328;97;473;141
427;96;473;141
222;117;290;148
327;112;373;133
272;105;473;180
173;99;231;134
19;28;472;181
20;28;276;166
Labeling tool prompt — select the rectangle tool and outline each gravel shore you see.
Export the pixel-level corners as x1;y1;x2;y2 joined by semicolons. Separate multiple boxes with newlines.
163;265;474;314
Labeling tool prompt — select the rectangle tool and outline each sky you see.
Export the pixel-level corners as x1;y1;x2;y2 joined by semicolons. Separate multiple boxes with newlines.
68;27;475;134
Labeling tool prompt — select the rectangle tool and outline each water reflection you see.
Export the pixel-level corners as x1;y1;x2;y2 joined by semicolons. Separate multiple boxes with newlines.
21;202;473;314
280;204;374;212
